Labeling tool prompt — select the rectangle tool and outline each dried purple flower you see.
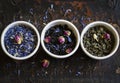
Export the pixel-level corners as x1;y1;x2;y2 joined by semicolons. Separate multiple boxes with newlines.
15;35;23;44
42;59;50;68
66;48;72;54
58;36;65;44
104;33;110;39
64;30;71;36
44;36;51;43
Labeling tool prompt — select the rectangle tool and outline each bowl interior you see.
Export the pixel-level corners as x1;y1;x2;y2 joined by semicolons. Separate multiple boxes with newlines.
41;20;80;58
81;21;119;60
1;21;40;60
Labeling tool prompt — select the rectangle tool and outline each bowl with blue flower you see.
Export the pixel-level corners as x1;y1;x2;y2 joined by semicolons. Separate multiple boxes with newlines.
1;21;40;60
41;19;80;59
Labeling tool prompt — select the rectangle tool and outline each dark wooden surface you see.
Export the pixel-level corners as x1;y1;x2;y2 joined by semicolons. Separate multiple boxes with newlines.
0;0;120;83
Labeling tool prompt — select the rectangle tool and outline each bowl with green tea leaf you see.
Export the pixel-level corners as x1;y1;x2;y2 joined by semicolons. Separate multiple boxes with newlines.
81;21;119;60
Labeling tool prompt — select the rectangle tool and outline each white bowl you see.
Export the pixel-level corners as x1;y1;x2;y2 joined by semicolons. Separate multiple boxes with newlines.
1;21;40;60
41;19;80;58
81;21;119;60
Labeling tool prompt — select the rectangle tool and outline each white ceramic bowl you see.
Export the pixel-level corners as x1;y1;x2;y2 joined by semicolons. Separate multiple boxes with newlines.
41;19;80;58
81;21;119;60
1;21;40;60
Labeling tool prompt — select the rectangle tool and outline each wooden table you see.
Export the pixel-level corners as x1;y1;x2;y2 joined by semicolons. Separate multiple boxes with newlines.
0;0;120;82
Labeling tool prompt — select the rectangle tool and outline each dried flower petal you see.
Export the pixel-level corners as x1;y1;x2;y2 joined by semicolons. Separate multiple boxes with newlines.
44;36;51;43
44;24;76;55
66;48;72;54
93;34;98;42
116;67;120;74
58;36;65;44
15;35;23;44
64;30;71;36
104;33;110;39
42;59;50;68
64;9;72;16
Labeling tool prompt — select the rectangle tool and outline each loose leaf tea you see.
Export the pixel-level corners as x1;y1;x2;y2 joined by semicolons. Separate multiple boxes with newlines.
4;25;38;57
83;26;114;57
44;24;76;55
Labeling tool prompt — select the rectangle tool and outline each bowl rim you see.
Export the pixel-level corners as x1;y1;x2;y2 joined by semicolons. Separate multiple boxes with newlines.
81;21;119;60
1;21;40;60
41;19;80;58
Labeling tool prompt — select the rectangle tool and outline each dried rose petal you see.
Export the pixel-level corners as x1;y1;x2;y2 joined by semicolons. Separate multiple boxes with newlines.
64;30;71;36
15;35;23;44
58;36;65;44
44;36;51;43
42;59;50;68
104;33;110;39
66;48;72;54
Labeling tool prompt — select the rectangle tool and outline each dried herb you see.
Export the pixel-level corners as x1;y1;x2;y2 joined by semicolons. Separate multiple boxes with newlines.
44;24;76;55
83;26;114;57
4;25;38;57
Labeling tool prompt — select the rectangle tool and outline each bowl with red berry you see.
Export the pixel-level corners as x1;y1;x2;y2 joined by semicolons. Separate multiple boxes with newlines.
81;21;119;60
41;19;80;58
1;21;40;60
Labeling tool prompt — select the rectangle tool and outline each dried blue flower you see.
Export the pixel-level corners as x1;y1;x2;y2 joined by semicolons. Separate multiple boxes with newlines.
44;24;76;55
4;25;37;57
66;36;72;43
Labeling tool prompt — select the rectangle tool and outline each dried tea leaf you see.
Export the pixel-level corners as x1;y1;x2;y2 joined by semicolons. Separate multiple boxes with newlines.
83;26;114;57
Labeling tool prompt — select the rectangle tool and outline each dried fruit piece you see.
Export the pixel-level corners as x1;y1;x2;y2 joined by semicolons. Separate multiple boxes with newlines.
42;59;50;68
58;36;65;44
